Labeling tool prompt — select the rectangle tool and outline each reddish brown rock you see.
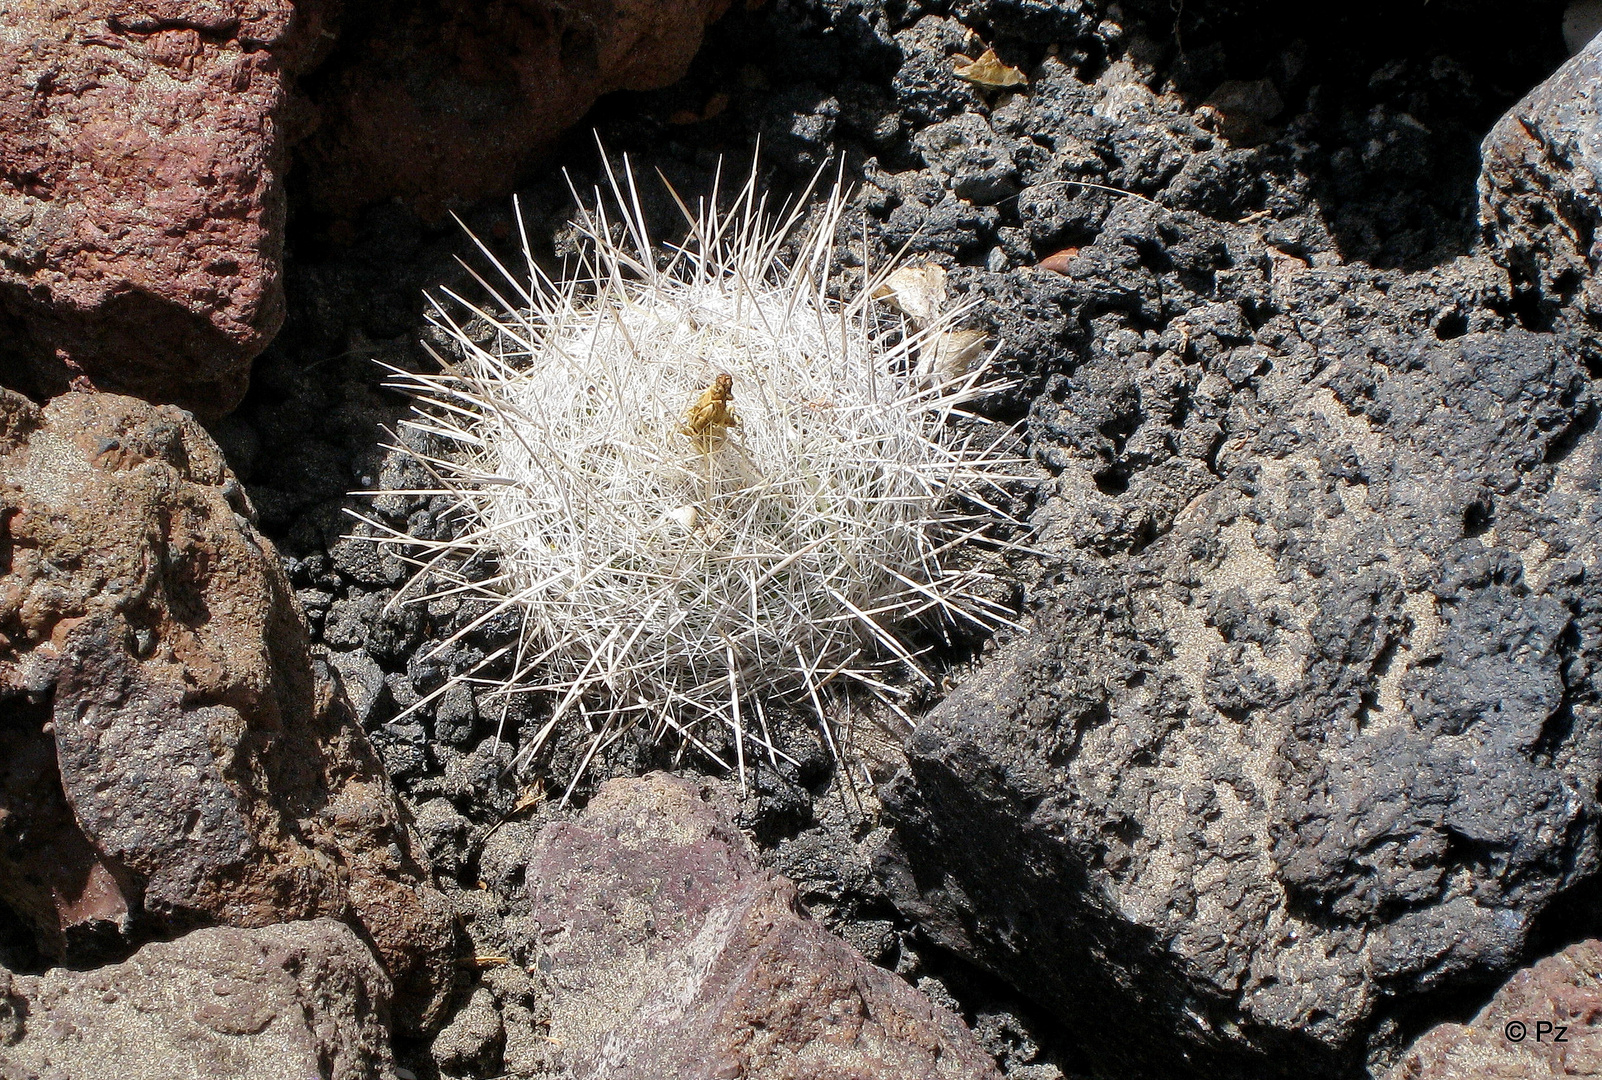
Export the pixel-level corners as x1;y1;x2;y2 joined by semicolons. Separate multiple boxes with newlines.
522;772;1002;1080
1388;940;1602;1080
1036;248;1080;274
299;0;732;218
0;919;394;1080
0;388;458;1033
0;1;335;419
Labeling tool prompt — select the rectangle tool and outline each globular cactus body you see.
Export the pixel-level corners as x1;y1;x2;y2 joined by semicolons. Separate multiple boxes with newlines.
363;155;1018;795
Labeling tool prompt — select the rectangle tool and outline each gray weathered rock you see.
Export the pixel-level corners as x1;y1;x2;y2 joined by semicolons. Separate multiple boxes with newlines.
520;772;1003;1080
0;920;394;1080
1481;32;1602;347
329;645;388;725
882;300;1602;1077
431;985;506;1078
914;113;1020;205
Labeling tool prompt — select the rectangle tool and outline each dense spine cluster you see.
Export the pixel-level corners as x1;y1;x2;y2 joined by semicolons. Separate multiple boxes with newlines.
361;155;1019;797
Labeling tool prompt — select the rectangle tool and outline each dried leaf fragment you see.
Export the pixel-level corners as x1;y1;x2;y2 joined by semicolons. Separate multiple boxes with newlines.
512;782;547;815
953;48;1027;89
926;329;991;379
870;263;947;326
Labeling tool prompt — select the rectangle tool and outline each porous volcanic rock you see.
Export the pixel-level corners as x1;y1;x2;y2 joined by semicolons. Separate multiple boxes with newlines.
1480;28;1602;354
1387;938;1602;1079
520;772;1003;1080
298;0;733;218
881;261;1602;1076
0;919;393;1080
0;1;336;418
0;388;458;1033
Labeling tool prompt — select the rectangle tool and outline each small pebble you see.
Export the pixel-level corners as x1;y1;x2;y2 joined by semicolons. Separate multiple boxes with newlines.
1036;248;1080;274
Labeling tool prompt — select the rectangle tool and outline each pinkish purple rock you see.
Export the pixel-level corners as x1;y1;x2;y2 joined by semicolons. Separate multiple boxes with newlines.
521;772;1004;1080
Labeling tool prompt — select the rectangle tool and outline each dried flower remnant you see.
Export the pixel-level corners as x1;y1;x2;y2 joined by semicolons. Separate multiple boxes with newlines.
680;372;739;450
